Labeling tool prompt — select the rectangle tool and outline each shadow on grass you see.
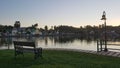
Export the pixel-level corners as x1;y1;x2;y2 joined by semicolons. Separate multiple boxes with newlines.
0;50;45;68
0;50;73;68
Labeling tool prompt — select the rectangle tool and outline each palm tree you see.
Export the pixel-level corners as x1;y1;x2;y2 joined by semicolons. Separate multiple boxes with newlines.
14;21;20;28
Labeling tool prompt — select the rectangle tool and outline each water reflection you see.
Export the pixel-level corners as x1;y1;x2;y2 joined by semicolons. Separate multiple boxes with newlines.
0;36;97;50
0;38;12;49
0;36;120;51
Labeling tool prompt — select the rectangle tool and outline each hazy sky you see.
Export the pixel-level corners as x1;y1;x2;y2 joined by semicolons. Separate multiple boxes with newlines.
0;0;120;28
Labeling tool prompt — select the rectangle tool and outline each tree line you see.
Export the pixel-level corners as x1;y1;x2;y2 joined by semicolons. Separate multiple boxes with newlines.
0;24;120;39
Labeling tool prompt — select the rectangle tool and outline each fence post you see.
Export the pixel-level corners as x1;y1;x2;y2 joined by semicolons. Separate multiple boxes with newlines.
100;40;102;51
97;40;99;52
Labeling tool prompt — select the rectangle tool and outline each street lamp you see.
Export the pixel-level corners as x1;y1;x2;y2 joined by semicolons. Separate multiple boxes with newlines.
101;11;108;51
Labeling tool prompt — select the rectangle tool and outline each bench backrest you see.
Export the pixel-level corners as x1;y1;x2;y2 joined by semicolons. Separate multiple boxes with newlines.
13;41;36;48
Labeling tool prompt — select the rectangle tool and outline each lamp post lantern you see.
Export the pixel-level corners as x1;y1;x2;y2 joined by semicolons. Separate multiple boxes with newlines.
101;11;108;51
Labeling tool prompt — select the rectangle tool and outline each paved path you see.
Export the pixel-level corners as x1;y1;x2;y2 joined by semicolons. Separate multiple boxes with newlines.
44;48;120;57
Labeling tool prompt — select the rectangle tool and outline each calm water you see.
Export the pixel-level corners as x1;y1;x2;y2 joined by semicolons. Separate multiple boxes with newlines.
0;36;120;52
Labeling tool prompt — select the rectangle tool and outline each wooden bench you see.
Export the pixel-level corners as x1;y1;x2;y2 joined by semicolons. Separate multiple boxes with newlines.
13;41;42;59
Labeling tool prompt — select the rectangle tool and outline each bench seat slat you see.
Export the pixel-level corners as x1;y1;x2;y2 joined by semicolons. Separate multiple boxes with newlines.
13;41;42;59
16;48;42;53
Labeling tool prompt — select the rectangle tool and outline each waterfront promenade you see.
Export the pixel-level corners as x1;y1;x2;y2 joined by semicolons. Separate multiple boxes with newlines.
44;48;120;58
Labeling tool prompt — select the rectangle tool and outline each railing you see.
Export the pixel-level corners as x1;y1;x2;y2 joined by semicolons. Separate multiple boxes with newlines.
97;40;120;52
97;40;106;52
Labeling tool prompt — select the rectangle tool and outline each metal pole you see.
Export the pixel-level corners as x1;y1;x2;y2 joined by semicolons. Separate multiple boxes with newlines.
104;19;108;51
101;11;108;52
97;40;99;52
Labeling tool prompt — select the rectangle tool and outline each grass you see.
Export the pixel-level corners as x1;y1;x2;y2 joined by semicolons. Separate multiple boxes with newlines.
0;50;120;68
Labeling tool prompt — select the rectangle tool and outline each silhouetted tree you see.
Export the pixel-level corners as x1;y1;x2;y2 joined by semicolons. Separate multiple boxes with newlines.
45;25;48;31
14;21;20;28
32;23;38;29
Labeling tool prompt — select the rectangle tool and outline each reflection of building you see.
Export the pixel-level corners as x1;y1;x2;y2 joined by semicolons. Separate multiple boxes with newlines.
31;29;42;36
0;37;12;49
12;28;17;36
12;27;26;36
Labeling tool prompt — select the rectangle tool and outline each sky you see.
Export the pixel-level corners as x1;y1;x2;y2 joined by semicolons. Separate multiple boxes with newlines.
0;0;120;28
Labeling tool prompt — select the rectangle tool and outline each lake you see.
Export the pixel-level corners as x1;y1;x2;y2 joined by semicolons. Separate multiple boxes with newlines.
0;36;120;52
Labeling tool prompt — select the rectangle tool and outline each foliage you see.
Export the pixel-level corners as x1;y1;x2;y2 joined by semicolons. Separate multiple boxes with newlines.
14;21;20;28
0;24;13;33
32;23;38;29
1;22;120;40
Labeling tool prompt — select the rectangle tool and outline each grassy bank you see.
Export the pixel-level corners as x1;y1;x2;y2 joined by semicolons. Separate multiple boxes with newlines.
0;50;120;68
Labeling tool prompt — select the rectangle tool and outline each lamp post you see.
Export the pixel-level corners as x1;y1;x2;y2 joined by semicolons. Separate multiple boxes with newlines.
101;11;108;51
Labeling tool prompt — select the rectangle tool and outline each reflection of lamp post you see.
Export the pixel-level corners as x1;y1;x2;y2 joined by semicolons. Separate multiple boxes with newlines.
101;11;108;51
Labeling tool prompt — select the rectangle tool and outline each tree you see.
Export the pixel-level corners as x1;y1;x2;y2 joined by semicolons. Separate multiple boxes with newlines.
33;23;38;28
45;25;48;31
14;21;20;28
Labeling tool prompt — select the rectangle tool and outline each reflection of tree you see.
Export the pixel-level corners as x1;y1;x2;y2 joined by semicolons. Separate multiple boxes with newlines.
0;38;12;49
45;37;48;45
53;36;95;43
49;37;54;45
54;36;75;43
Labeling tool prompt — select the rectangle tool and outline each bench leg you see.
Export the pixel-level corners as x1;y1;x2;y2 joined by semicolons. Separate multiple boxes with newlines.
38;48;42;57
34;53;39;59
14;51;17;59
14;51;24;59
34;48;42;59
40;48;42;57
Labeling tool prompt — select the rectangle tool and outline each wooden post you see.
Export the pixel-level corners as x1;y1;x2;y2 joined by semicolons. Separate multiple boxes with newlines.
100;40;102;51
97;40;99;52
